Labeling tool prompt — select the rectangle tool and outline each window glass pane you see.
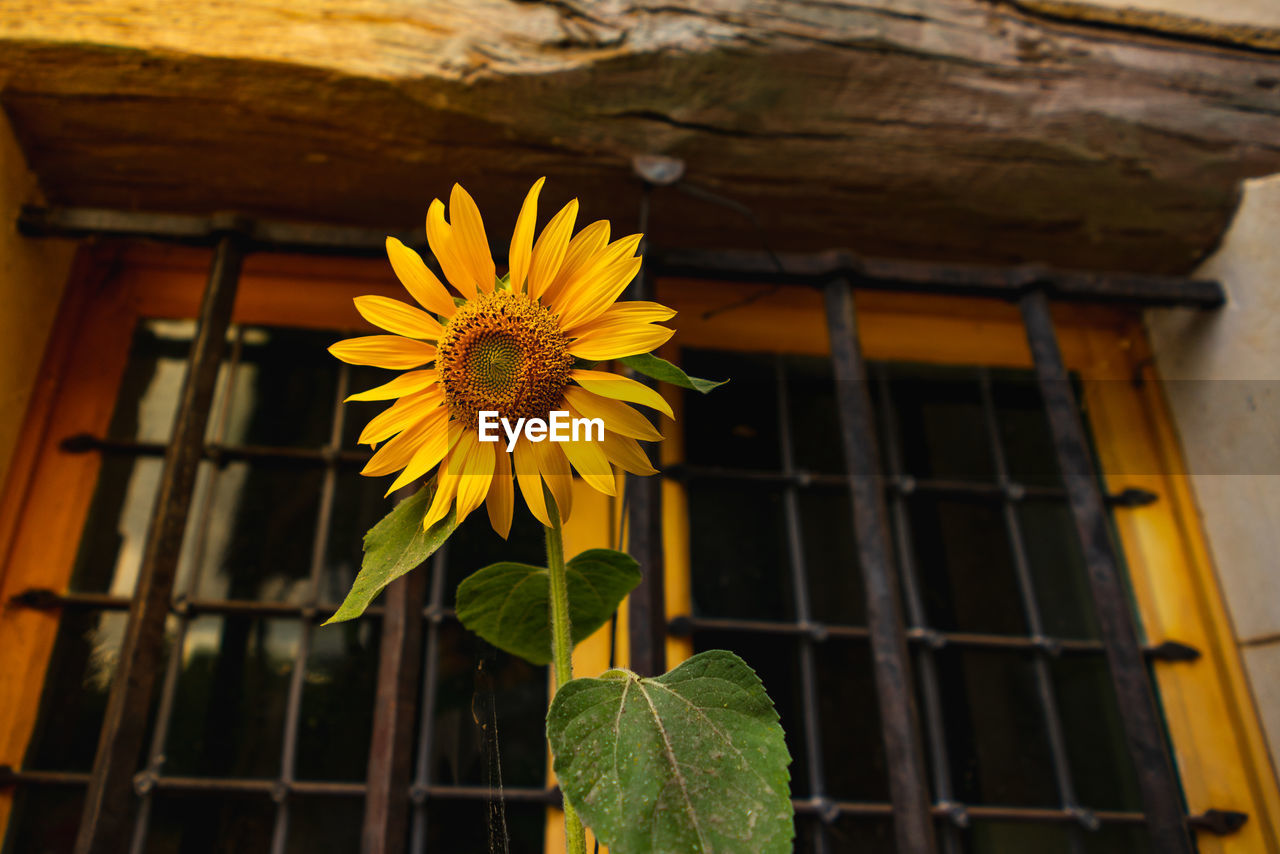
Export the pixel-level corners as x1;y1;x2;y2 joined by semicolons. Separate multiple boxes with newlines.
421;801;545;852
1052;655;1144;811
144;792;275;853
682;350;781;471
106;319;196;444
905;496;1027;635
285;796;364;853
882;367;994;482
797;490;865;626
427;621;547;790
68;456;165;595
221;327;340;450
294;620;380;782
1019;501;1100;639
23;610;146;772
989;369;1063;489
936;648;1058;807
161;616;299;779
784;354;845;475
963;822;1071;854
824;816;895;853
322;469;389;608
1086;824;1153;853
816;639;889;803
184;462;324;604
4;785;84;854
688;482;791;621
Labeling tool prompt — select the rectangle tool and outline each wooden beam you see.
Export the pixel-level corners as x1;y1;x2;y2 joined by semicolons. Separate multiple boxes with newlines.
0;0;1278;273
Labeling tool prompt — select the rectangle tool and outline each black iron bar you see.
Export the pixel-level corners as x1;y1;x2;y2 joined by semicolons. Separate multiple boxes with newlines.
409;545;450;853
17;206;1224;308
824;279;937;854
977;368;1090;851
361;517;428;854
128;327;245;854
624;182;667;677
1019;290;1193;852
671;614;1194;660
9;589;387;620
875;365;962;853
271;364;350;854
651;248;1224;308
60;434;372;467
74;232;246;854
773;357;831;854
5;769;1246;834
663;464;1069;501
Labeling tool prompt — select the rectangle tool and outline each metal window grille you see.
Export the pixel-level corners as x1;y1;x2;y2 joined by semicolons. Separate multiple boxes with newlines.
3;204;1232;854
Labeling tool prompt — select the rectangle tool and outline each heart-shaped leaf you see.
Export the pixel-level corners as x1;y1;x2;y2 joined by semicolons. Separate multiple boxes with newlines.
455;548;640;665
324;482;457;624
548;650;794;853
619;353;727;393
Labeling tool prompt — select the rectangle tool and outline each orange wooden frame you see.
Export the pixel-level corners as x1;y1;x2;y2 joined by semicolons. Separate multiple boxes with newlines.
1;249;1275;853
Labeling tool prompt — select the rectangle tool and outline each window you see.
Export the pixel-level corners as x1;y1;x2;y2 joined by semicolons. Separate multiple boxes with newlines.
0;234;1275;853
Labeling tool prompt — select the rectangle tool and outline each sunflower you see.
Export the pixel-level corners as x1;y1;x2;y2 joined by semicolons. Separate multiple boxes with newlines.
328;178;675;536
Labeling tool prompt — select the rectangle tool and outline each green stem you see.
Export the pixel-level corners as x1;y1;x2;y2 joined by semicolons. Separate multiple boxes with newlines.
545;494;587;854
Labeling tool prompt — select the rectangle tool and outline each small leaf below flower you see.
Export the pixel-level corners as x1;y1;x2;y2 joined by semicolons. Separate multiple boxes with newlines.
619;353;727;393
324;482;457;624
548;650;794;854
455;548;640;666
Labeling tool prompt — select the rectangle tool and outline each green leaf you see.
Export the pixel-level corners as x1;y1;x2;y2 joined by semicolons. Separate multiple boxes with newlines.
323;482;457;624
619;353;727;393
455;548;640;665
548;650;794;853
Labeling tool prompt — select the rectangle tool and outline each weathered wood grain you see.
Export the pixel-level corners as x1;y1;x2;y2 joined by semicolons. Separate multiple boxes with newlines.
0;0;1278;272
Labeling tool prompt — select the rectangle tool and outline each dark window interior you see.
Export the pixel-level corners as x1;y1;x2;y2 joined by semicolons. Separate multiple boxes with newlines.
681;349;1151;854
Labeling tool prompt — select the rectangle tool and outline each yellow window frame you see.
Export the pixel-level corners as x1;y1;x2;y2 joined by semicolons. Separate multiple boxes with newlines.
0;250;1275;851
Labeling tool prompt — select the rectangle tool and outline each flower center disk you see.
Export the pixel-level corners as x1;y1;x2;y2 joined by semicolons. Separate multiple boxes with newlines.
437;290;574;426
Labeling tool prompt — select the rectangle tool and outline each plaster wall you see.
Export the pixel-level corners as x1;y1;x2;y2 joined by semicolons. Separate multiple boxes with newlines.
0;112;74;492
1147;172;1280;779
1081;0;1280;28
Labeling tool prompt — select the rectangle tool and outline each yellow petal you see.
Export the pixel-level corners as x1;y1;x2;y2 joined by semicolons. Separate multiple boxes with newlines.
354;295;444;340
385;237;457;318
455;431;496;523
529;199;579;301
550;233;642;320
426;198;477;296
360;411;442;477
450;183;496;294
513;437;551;527
560;436;616;496
329;335;437;369
508;178;545;295
486;447;515;539
570;369;674;419
556;254;643;332
531;438;573;525
357;385;444;446
568;323;674;362
423;452;462;530
542;220;610;307
382;410;456;496
577;300;675;328
346;370;437;403
602;430;658;476
564;386;662;442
